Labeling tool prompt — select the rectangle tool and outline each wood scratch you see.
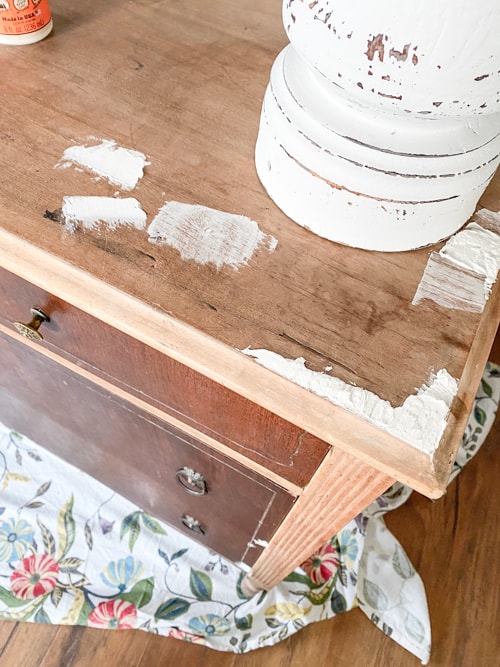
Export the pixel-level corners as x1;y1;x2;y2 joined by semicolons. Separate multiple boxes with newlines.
279;331;371;382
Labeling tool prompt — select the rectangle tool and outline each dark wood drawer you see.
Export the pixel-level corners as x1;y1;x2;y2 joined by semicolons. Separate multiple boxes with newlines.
0;267;329;486
0;329;294;565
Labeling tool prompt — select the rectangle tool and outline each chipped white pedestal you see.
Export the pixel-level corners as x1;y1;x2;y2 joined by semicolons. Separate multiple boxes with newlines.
256;1;500;251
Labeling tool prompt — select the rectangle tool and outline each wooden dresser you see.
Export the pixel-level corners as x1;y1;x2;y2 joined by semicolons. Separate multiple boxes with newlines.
0;0;499;594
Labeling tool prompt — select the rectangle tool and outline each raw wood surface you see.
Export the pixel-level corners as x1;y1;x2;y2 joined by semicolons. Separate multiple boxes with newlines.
0;0;498;494
242;447;393;592
0;230;451;499
0;347;497;665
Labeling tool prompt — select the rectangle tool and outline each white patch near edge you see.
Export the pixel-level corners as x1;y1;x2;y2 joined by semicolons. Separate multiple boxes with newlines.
147;201;278;270
413;209;500;312
241;348;458;455
62;196;147;231
248;538;269;549
58;139;149;191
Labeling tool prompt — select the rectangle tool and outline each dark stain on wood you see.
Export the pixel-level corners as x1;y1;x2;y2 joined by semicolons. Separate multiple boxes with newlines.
0;330;295;565
0;268;329;485
44;208;62;223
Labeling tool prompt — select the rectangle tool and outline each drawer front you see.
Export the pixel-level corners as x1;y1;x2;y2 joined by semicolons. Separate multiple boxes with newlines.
0;329;294;565
0;267;329;486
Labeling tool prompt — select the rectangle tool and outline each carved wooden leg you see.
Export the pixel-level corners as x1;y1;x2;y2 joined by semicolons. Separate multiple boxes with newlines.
241;447;394;595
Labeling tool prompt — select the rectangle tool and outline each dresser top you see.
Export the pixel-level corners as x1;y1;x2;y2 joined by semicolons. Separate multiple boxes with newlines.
1;0;499;496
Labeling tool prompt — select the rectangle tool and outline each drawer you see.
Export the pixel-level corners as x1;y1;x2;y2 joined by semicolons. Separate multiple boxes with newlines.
0;329;294;565
0;267;329;486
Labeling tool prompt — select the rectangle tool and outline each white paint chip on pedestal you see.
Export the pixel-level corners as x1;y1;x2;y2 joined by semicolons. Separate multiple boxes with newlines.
61;196;147;231
413;209;500;312
241;347;458;455
147;201;278;270
57;139;149;191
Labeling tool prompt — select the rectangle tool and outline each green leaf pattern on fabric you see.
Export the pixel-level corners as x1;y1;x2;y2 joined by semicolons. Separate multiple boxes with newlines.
190;569;213;602
363;579;389;611
392;544;415;580
405;611;426;644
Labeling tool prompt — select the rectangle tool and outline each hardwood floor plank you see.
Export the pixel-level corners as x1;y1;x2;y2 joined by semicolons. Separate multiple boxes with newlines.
43;626;153;667
0;622;59;666
138;636;236;667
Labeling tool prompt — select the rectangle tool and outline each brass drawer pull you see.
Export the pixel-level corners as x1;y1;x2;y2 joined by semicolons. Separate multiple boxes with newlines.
181;514;205;535
13;307;50;340
175;466;207;496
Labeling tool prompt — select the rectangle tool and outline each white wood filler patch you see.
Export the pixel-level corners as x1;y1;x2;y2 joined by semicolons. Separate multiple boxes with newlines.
248;538;269;549
412;209;500;312
147;201;278;270
241;348;458;455
57;139;148;191
62;196;147;232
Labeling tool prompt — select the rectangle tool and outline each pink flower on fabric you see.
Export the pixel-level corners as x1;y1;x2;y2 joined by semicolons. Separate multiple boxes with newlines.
301;543;340;584
10;554;59;599
88;600;137;629
168;628;205;644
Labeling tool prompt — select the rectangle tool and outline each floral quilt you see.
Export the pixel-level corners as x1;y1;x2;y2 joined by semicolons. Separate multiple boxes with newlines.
0;363;498;664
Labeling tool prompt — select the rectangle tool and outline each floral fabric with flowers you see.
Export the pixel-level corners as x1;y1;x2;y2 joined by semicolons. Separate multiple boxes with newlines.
0;363;498;665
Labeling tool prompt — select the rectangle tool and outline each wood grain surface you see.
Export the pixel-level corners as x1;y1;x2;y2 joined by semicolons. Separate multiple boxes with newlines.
0;267;329;487
0;328;294;565
242;446;393;592
0;0;498;495
0;337;497;665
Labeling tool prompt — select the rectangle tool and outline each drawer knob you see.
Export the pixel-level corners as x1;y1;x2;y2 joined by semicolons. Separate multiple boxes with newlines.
13;307;50;340
181;514;205;535
175;467;207;496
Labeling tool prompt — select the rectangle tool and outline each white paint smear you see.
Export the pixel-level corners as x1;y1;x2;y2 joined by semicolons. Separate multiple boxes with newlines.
248;538;269;549
58;140;148;191
413;209;500;312
440;221;500;296
147;201;278;270
412;253;487;313
241;348;458;454
62;196;147;231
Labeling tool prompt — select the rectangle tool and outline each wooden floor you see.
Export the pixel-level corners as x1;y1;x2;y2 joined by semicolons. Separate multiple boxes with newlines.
0;333;498;667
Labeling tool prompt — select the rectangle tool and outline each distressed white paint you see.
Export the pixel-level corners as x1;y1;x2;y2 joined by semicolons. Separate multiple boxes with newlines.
148;201;278;270
413;209;500;311
241;348;458;454
283;0;500;118
255;46;500;251
62;196;147;231
58;140;148;191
